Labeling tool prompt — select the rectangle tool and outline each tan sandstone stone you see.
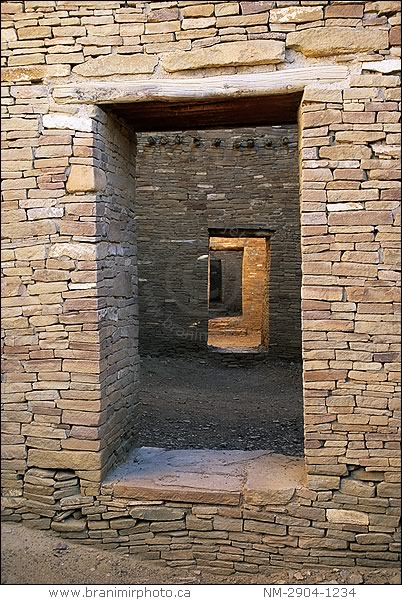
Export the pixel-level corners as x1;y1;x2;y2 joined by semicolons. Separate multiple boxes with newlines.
51;519;87;532
243;454;304;505
270;6;323;23
370;1;401;15
48;243;96;261
17;26;52;40
129;507;185;521
326;509;369;526
320;146;372;160
28;449;102;471
181;4;214;18
182;17;216;30
1;28;17;42
340;479;375;498
2;220;57;240
287;27;389;57
1;278;24;298
66;165;107;193
162;40;285;72
73;54;157;77
1;65;70;83
377;482;401;498
215;3;239;17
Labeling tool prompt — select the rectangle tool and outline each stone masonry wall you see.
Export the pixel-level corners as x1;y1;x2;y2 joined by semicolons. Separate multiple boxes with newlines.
1;101;138;494
1;460;400;571
135;126;301;357
1;0;401;571
91;111;139;484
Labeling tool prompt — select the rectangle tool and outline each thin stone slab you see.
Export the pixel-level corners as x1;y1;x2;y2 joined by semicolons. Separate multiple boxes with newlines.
244;453;305;505
104;447;304;506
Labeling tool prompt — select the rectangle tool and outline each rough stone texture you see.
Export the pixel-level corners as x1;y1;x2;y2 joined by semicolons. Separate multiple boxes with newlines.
287;27;389;57
28;450;102;472
51;519;87;532
42;114;93;133
270;7;323;23
370;2;401;15
73;55;158;77
93;112;139;475
1;0;401;574
241;1;274;15
163;40;285;72
129;507;185;521
1;65;71;83
243;453;303;505
327;509;369;526
66;166;107;194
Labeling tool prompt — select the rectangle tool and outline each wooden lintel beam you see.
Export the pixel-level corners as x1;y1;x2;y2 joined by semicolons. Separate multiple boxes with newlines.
52;66;349;105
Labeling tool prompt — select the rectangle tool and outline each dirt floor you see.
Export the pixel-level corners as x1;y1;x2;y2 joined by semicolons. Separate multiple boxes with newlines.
137;356;304;455
2;523;400;586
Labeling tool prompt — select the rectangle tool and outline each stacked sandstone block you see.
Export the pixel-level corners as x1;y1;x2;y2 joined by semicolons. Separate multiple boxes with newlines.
1;0;401;571
301;80;401;492
2;463;401;571
1;2;400;82
2;97;139;495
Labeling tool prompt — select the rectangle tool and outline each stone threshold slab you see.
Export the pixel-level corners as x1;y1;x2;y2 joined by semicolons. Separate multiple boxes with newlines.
103;447;305;506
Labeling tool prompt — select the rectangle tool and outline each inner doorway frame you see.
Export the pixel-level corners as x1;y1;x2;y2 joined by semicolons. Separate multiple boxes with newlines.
208;228;275;352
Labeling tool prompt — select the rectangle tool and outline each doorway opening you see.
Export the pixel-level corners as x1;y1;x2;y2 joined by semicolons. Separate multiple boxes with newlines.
108;93;304;456
208;230;273;352
209;251;243;316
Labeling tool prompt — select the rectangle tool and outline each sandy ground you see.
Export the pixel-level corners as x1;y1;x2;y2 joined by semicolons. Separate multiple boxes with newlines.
138;356;304;455
2;523;400;586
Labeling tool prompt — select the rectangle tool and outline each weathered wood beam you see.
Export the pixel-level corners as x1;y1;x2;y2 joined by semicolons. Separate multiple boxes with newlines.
52;66;349;105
